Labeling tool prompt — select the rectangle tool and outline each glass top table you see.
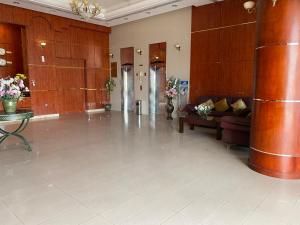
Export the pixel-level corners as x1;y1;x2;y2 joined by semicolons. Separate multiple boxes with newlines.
0;110;34;151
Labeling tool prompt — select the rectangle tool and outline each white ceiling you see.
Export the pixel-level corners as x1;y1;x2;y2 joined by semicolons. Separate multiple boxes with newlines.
0;0;219;27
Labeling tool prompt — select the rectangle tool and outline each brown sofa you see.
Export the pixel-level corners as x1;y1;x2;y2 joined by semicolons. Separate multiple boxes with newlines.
221;116;251;147
181;96;252;131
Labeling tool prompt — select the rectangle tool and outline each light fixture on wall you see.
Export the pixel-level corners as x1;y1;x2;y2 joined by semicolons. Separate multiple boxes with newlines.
40;41;46;48
272;0;278;6
70;0;104;20
243;0;278;14
175;44;181;51
243;1;256;13
109;53;114;58
136;49;142;55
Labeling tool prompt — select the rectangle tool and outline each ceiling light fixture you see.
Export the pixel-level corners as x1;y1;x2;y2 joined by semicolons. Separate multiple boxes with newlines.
243;1;255;13
70;0;104;20
243;0;278;14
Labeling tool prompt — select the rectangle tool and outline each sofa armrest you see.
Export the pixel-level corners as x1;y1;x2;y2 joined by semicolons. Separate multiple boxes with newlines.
182;104;197;114
221;116;251;127
236;108;251;117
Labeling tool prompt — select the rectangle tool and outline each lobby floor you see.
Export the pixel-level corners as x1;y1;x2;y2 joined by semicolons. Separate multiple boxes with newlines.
0;112;300;225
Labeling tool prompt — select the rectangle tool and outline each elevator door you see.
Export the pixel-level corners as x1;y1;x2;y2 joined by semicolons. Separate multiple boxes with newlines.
121;64;134;112
149;42;166;115
149;63;166;114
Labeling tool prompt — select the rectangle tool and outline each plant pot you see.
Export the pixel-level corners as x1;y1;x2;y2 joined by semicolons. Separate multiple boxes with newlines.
166;98;174;120
105;104;112;111
2;99;17;113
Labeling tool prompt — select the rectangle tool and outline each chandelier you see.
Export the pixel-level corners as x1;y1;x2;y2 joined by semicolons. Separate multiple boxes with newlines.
70;0;104;20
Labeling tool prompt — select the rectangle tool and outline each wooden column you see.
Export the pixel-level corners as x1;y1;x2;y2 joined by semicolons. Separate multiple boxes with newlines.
249;0;300;179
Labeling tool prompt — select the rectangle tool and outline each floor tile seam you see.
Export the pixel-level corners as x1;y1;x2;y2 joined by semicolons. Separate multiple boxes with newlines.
0;197;26;225
50;183;96;212
240;186;275;225
159;201;195;225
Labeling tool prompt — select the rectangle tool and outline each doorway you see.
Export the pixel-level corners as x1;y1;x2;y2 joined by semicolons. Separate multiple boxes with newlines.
149;42;166;114
120;47;135;112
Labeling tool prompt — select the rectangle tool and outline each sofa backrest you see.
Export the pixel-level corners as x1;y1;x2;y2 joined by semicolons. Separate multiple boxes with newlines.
196;96;253;109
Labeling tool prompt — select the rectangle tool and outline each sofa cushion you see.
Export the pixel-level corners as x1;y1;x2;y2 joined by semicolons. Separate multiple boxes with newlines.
221;116;251;127
214;98;230;112
208;111;235;117
184;114;217;128
231;99;247;112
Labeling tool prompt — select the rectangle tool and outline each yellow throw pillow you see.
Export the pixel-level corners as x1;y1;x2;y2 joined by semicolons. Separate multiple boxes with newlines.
203;99;215;110
195;99;215;111
214;98;229;112
231;99;247;112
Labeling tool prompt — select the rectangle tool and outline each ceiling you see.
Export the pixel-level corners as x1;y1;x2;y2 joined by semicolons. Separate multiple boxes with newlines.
0;0;219;26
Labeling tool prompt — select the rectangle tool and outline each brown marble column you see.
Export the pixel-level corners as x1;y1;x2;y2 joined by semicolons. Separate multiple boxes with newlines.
249;0;300;179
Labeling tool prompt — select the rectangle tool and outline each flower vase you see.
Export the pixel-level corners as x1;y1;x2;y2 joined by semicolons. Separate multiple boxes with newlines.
166;97;174;120
2;99;17;113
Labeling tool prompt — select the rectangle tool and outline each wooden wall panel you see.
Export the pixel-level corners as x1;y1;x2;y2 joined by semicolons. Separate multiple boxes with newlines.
221;0;256;26
190;0;256;103
30;90;57;115
56;58;85;113
149;42;166;64
192;4;221;32
0;23;24;76
120;47;134;65
0;3;110;115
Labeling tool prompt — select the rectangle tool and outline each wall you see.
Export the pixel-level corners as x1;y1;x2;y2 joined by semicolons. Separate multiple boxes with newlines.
109;8;191;114
0;3;110;115
0;23;24;76
190;0;256;103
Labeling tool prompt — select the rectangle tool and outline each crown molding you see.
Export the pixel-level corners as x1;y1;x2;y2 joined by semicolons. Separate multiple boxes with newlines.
0;0;219;27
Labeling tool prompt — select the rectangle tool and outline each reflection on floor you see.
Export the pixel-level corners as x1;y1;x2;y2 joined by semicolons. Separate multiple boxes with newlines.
0;111;299;225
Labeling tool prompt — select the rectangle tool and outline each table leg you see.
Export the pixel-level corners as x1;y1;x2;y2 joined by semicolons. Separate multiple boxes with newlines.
216;124;222;140
0;119;32;152
179;117;184;133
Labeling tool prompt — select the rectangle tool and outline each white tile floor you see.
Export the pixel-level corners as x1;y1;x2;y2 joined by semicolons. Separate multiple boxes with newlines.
0;111;300;225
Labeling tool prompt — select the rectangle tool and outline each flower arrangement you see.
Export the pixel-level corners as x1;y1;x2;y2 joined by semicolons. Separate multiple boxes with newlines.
165;77;180;99
104;78;116;111
105;78;116;93
195;104;212;119
0;74;28;101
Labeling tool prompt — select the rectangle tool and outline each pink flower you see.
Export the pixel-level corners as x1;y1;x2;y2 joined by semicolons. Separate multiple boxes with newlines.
19;80;25;88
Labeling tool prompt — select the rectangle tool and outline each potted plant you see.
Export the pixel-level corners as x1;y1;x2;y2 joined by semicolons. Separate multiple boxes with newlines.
165;77;180;120
105;78;116;111
0;74;29;113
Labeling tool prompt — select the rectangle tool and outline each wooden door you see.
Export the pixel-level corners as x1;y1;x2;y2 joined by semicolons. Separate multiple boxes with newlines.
56;58;85;114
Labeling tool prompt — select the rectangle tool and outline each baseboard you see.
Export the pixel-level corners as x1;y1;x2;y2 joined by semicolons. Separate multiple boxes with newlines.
32;114;60;121
0;113;60;126
85;108;105;114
